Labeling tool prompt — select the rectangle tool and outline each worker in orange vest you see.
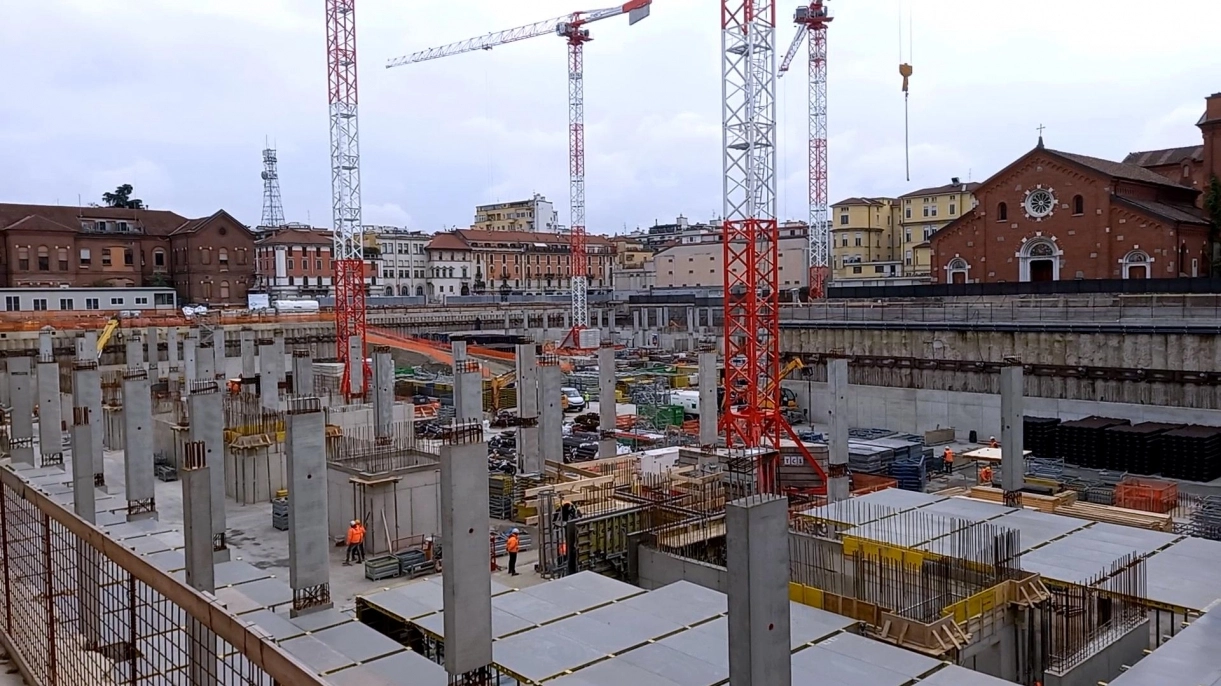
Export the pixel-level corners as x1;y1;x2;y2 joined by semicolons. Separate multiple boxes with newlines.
943;447;954;474
506;528;521;576
979;465;994;485
344;520;366;566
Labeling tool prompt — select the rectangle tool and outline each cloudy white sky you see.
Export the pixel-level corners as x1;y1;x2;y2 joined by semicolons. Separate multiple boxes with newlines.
1;1;1218;233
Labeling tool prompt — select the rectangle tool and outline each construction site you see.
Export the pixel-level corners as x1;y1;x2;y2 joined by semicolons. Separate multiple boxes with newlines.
2;1;1221;686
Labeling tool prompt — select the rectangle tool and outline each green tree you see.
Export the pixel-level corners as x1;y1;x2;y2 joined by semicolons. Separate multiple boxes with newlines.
102;184;144;209
1207;175;1221;276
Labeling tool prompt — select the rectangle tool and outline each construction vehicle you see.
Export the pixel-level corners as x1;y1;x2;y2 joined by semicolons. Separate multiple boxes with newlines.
96;314;123;359
489;370;516;413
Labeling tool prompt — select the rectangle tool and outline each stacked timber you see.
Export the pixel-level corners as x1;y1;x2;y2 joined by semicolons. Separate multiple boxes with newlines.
1054;501;1174;532
967;486;1076;513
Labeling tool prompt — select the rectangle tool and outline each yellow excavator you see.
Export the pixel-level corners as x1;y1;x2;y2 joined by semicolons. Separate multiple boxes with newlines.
96;315;123;360
490;370;516;413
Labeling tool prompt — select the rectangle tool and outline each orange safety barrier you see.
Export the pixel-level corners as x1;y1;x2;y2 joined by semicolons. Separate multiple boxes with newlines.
1114;478;1178;514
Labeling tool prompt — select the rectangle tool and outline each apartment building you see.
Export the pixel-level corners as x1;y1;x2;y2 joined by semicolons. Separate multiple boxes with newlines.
472;194;559;233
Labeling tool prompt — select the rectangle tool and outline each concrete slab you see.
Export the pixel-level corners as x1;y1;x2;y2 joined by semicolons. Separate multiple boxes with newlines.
241;609;307;642
852;488;946;511
919;496;1015;521
215;587;265;616
231;577;293;609
284;607;351;633
550;602;684;654
279;634;357;675
790;641;921;686
616;580;727;627
813;632;940;678
547;659;686;686
790;602;858;645
145;549;186;573
312;621;403;664
919;664;1027;686
846;511;960;548
1144;536;1221;612
1107;610;1221;686
359;587;437;622
619;642;727;686
990;509;1087;552
488;590;571;625
326;651;449;686
413;604;535;640
518;570;643;610
493;625;607;682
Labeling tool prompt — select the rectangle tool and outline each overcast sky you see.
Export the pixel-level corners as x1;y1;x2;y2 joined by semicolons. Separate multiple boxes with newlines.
2;1;1218;234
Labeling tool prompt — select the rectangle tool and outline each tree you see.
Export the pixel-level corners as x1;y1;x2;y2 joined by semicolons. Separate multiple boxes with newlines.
1208;175;1221;276
102;184;144;209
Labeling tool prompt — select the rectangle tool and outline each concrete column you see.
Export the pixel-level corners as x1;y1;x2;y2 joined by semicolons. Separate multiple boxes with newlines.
123;369;156;520
37;330;64;467
726;494;792;686
686;306;696;332
1000;361;1025;494
285;397;332;616
372;347;394;438
272;330;286;386
145;326;158;377
598;343;617;458
698;346;718;447
239;327;256;378
188;383;228;561
213;327;227;379
259;337;279;411
439;423;493;677
346;335;364;396
454;358;483;423
292;349;315;397
167;327;180;371
70;407;95;523
451;339;468;362
516;342;541;474
538;357;563;467
180;441;215;593
6;356;33;468
197;344;215;381
827;358;850;502
182;331;198;384
72;341;104;489
125;335;143;373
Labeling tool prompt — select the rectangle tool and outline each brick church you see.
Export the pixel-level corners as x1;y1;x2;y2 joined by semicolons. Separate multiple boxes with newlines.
931;92;1221;284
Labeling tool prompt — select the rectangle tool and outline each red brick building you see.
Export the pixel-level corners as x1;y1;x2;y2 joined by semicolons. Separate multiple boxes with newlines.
931;93;1220;284
0;204;255;305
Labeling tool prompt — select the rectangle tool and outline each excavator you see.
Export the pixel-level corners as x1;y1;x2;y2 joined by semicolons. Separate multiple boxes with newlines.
96;314;124;360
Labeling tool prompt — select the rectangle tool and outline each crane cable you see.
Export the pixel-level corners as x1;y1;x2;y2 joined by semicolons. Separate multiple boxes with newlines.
898;1;913;181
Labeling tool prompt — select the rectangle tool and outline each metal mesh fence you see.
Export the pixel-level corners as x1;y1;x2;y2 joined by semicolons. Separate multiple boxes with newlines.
0;468;324;686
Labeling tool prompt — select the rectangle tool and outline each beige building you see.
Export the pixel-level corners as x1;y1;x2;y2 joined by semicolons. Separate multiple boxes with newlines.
472;193;559;233
899;180;979;277
653;221;809;290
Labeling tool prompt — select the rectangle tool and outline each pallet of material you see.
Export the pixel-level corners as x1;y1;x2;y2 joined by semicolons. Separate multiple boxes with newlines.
967;486;1076;513
1054;501;1174;532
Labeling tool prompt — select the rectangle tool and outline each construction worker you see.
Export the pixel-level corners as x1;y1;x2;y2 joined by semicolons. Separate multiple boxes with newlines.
989;436;999;449
979;464;994;484
344;520;365;566
506;528;521;576
943;447;954;474
557;540;568;571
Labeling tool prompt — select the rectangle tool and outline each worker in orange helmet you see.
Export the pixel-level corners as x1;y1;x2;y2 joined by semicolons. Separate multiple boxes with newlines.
344;519;365;566
943;447;954;475
506;528;521;576
979;465;994;485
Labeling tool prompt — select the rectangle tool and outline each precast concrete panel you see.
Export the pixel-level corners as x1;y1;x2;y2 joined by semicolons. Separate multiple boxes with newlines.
285;400;331;593
123;373;155;505
726;494;792;686
439;435;494;674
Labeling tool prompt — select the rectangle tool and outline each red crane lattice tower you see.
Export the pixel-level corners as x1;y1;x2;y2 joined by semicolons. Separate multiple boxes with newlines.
780;1;832;298
722;0;828;493
326;0;368;397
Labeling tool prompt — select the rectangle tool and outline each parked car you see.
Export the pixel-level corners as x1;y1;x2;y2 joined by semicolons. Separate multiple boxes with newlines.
561;387;586;413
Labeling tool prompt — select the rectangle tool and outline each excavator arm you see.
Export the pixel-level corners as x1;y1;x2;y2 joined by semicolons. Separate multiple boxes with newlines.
96;316;121;359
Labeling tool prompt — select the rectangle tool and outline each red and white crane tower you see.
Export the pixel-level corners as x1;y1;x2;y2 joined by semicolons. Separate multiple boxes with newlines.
721;0;828;493
780;1;832;299
387;1;652;350
326;0;369;397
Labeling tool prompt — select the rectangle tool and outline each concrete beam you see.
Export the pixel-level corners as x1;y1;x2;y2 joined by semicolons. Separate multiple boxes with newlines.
7;356;34;467
726;494;791;686
188;382;228;562
123;370;156;520
372;347;394;437
440;423;493;675
70;407;95;523
698;346;718;447
827;358;850;503
285;397;332;616
516;342;541;474
598;343;617;458
538;356;564;468
1000;361;1024;493
37;330;63;468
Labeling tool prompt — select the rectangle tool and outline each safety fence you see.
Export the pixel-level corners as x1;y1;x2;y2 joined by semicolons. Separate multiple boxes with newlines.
0;467;325;686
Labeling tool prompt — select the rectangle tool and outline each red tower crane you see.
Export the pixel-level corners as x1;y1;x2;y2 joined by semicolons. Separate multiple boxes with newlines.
780;1;832;299
722;0;828;494
387;1;652;350
326;0;369;397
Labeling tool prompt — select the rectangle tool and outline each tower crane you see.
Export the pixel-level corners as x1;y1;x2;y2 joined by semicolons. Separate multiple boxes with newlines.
721;0;828;493
779;1;832;300
327;0;369;397
387;1;652;350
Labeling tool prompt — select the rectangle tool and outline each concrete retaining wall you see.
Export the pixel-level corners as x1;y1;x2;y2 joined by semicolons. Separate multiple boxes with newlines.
636;546;728;593
1043;619;1149;686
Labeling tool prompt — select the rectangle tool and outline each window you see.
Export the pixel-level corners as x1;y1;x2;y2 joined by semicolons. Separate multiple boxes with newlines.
59;298;74;310
57;248;68;271
17;247;28;271
839;213;849;225
1072;194;1084;215
79;248;91;266
154;293;174;306
949;203;957;215
135;297;148;305
904;228;912;243
4;296;19;311
37;246;49;271
316;260;322;271
905;250;913;266
202;282;213;300
85;298;99;310
854;232;862;247
874;265;885;273
220;281;230;299
32;299;46;311
852;266;862;274
997;202;1008;221
110;297;124;305
102;249;112;267
287;259;294;270
1183;165;1191;178
924;225;935;240
124;248;133;266
219;248;229;267
236;250;247;266
840;236;848;247
904;207;911;219
154;249;166;267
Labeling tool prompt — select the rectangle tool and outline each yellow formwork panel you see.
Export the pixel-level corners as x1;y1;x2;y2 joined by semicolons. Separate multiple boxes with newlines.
842;536;925;568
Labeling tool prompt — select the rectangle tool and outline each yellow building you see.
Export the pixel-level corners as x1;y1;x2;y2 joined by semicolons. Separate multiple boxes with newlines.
898;180;979;278
830;197;901;282
472;193;559;233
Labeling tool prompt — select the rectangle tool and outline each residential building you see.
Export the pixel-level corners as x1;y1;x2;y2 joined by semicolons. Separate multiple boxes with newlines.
473;194;559;233
612;235;654;293
830;197;904;284
254;226;380;299
425;228;614;301
370;226;430;297
899;180;980;279
652;222;809;290
930;138;1209;284
626;215;722;252
0;203;254;306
